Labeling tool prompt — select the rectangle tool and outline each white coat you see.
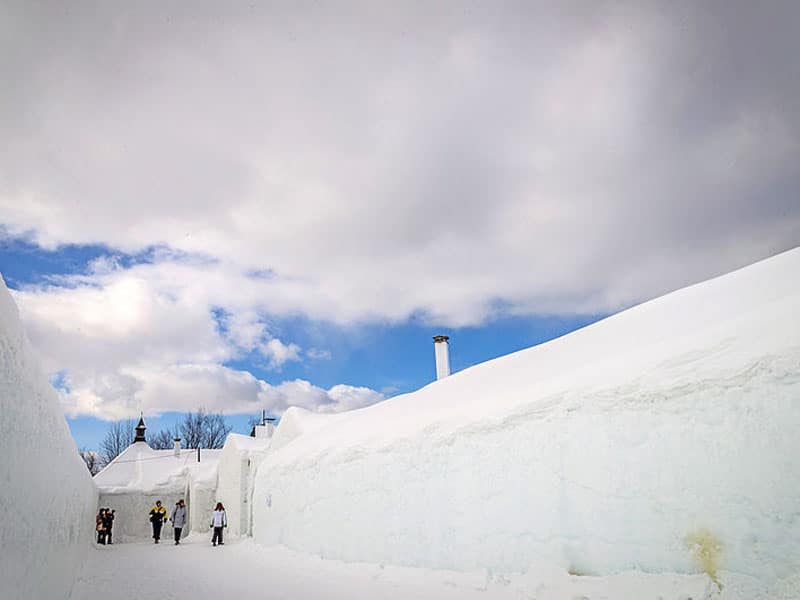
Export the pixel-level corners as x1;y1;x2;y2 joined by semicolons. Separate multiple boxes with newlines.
211;509;227;528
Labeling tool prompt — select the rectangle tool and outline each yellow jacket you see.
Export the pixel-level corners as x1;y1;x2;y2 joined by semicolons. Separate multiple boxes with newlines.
149;505;168;522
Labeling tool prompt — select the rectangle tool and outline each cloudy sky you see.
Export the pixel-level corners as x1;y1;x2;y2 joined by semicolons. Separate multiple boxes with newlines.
1;1;798;448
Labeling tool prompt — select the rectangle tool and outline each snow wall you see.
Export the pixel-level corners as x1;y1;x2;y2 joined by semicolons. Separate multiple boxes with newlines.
188;481;216;535
0;277;97;600
216;434;270;538
253;249;800;596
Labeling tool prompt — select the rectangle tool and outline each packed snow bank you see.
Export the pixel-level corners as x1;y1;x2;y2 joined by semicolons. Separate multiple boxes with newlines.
253;248;800;597
0;276;97;600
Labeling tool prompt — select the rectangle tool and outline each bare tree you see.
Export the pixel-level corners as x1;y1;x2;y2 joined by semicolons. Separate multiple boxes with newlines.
204;412;231;449
177;410;205;449
79;448;101;475
98;412;230;464
149;428;175;450
98;419;135;466
177;409;232;449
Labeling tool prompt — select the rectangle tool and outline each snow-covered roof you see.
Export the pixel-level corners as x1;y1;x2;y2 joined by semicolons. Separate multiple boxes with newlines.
94;442;221;493
223;432;272;452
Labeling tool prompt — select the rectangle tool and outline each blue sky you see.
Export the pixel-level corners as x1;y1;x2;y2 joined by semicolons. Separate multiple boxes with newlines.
1;238;604;450
2;3;798;453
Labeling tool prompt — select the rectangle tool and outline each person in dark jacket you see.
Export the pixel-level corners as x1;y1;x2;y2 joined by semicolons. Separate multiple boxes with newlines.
170;499;187;545
96;509;107;544
102;508;115;544
149;500;168;544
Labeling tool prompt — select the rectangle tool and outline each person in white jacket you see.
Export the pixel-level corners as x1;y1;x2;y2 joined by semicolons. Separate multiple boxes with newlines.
210;502;227;546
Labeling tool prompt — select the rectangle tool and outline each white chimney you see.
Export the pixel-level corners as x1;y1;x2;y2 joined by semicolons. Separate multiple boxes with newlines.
433;335;451;380
266;417;276;439
173;437;181;457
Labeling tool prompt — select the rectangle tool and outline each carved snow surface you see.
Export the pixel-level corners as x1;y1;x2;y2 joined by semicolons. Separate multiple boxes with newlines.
253;248;800;598
0;276;98;600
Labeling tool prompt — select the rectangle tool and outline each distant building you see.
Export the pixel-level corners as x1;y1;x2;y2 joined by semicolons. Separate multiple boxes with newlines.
93;416;272;541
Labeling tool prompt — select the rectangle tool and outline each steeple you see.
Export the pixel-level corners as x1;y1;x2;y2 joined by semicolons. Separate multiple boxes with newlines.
134;414;147;443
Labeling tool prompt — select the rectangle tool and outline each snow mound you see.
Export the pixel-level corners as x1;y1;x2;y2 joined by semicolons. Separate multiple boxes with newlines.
253;248;800;597
268;406;334;451
0;275;98;600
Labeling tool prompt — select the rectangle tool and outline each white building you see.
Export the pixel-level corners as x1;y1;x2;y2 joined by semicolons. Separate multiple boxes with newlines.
94;417;221;541
94;415;276;541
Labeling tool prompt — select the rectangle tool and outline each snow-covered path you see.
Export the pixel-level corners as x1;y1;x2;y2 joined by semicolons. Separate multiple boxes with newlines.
69;536;722;600
69;536;496;600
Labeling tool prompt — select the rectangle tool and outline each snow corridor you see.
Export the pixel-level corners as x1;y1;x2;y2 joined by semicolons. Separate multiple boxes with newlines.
69;536;721;600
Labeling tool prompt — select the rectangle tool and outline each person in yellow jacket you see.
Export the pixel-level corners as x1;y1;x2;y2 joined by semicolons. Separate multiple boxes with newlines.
148;500;168;544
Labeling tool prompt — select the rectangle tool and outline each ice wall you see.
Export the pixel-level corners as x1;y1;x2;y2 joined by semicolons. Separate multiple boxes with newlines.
0;277;98;600
253;249;800;596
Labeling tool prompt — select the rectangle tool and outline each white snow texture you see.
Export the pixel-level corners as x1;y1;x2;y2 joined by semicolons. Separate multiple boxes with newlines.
253;248;800;596
0;276;98;600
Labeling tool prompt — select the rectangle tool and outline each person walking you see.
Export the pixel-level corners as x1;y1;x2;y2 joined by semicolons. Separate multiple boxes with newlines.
149;500;168;544
170;499;187;545
95;508;107;545
210;502;227;546
102;508;115;545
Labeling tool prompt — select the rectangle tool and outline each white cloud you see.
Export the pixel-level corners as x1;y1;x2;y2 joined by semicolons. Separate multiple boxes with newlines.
10;259;382;419
1;3;797;328
262;338;302;370
2;2;799;417
306;348;332;361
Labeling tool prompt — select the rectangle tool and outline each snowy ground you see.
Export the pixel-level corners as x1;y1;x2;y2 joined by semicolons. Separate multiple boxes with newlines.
69;535;723;600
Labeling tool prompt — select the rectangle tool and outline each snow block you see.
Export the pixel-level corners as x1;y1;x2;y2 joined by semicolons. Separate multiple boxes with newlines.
0;276;98;600
252;249;800;598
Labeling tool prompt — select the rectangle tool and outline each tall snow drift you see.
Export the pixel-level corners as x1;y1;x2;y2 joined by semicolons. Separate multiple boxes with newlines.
0;276;97;600
253;249;800;595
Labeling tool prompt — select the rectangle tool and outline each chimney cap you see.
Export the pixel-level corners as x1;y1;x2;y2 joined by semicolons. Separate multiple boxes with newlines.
433;335;450;343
